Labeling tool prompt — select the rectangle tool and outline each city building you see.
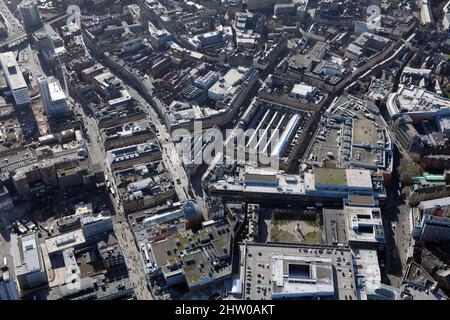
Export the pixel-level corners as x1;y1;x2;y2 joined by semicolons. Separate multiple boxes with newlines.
398;262;447;300
0;265;20;300
289;83;317;100
224;97;313;170
18;0;42;31
239;242;356;300
97;234;125;270
345;205;384;249
0;20;7;39
106;142;162;172
38;76;69;116
0;182;13;211
115;160;175;213
387;85;450;119
205;161;386;205
0;52;30;106
303;95;393;175
419;214;450;243
245;0;290;11
80;212;113;239
323;196;384;250
208;68;249;102
101;121;156;151
11;233;48;290
145;220;233;293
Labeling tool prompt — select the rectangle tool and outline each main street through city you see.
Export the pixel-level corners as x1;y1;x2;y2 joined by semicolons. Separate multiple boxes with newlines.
63;42;154;300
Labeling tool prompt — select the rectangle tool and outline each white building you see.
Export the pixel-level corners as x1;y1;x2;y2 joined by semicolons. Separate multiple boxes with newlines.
38;76;69;116
290;83;316;100
80;213;113;239
418;196;450;215
11;233;48;290
208;68;247;101
386;85;450;119
443;13;450;30
0;52;30;106
271;254;335;298
345;205;384;248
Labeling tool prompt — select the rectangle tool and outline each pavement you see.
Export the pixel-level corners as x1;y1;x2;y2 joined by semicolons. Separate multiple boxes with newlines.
380;146;412;287
113;215;153;300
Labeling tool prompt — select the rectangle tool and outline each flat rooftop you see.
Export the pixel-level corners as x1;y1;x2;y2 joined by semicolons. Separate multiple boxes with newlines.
0;51;27;90
48;81;66;102
314;168;373;189
240;243;356;300
305;95;392;172
387;85;450;117
323;208;348;245
45;229;86;254
11;233;44;276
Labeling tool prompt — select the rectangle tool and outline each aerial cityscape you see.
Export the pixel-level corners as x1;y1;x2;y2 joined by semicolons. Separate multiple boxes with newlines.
0;0;450;302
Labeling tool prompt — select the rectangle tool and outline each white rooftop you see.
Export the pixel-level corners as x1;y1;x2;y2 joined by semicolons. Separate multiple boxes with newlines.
208;68;247;100
48;80;66;102
418;196;450;211
272;254;334;298
0;52;27;90
290;83;315;98
387;85;450;117
11;233;43;276
45;229;86;254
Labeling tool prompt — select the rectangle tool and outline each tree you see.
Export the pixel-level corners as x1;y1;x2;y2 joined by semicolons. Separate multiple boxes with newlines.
397;156;423;185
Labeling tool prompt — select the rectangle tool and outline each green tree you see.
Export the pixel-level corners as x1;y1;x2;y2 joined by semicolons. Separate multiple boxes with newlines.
398;156;423;185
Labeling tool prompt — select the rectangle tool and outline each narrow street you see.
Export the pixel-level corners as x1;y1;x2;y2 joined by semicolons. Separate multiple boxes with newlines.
113;216;153;300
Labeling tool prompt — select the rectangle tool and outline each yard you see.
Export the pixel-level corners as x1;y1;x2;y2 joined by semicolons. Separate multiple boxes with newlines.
269;209;322;245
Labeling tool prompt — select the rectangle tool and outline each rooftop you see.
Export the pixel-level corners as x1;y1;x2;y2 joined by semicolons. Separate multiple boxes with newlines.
387;85;450;118
0;51;27;90
45;229;86;254
305;95;392;172
240;243;356;300
11;233;44;276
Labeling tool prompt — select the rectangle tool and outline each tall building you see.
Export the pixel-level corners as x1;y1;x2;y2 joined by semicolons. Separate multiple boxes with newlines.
38;76;69;116
11;233;48;290
18;0;42;31
80;212;113;239
0;182;13;211
0;52;30;106
0;266;20;300
0;20;7;39
420;215;450;242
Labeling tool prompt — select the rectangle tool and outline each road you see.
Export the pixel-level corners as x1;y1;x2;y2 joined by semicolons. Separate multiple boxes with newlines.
0;0;23;36
380;146;412;287
0;0;27;47
113;215;153;300
66;36;189;299
66;5;81;28
0;212;11;270
67;73;154;299
116;82;191;203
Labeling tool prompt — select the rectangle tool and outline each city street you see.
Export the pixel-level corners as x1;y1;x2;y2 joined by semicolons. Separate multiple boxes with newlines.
381;146;412;287
0;0;23;36
113;215;153;300
115;82;191;203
